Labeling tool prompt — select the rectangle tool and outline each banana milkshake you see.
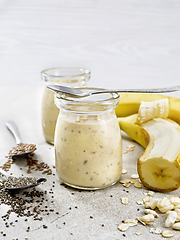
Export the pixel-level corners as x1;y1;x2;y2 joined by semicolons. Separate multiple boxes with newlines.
41;87;59;144
54;88;122;190
41;68;90;144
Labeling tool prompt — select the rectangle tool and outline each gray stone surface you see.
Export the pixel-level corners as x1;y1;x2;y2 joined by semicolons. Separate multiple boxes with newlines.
0;86;180;240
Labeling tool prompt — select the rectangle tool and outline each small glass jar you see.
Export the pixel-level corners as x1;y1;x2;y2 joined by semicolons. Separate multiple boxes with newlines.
41;68;90;144
54;88;122;190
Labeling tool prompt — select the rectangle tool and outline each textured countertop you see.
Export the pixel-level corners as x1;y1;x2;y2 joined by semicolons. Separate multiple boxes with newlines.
0;86;180;240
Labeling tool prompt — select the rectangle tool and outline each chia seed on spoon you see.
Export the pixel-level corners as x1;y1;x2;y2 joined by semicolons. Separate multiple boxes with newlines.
4;176;38;189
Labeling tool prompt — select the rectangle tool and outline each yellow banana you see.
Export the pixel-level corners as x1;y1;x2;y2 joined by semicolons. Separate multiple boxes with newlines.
118;100;180;192
115;93;180;125
118;114;149;148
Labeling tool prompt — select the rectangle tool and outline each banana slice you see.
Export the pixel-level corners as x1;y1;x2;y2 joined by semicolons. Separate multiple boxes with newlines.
136;98;169;124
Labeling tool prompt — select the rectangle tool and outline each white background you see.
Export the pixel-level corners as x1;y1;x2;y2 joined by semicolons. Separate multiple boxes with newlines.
1;0;180;89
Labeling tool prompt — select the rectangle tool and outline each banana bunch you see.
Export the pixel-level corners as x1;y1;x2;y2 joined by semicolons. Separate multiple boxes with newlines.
117;95;180;192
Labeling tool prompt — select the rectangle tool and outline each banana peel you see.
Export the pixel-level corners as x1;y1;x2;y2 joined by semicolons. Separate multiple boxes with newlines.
115;93;180;125
118;114;180;192
118;114;149;148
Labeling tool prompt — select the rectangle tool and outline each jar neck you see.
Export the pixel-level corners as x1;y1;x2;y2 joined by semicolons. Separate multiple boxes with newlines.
55;88;120;115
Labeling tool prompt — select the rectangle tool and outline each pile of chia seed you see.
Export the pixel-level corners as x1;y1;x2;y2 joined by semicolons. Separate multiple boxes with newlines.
0;181;45;218
0;178;59;237
4;176;37;189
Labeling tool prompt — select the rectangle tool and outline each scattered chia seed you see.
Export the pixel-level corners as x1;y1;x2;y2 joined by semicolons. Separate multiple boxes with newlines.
0;180;51;229
0;141;106;236
1;149;53;177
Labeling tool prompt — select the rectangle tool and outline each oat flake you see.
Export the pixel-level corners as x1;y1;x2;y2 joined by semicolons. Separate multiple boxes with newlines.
135;230;142;236
118;223;129;231
162;230;173;238
122;169;127;174
131;174;139;179
121;197;129;205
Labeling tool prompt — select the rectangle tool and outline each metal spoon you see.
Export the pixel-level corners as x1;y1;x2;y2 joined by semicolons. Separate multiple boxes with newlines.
47;84;180;97
0;168;46;191
6;121;37;157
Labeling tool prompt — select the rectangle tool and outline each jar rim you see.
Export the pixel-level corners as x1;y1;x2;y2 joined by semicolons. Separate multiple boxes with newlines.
56;87;119;102
41;67;91;78
55;87;120;114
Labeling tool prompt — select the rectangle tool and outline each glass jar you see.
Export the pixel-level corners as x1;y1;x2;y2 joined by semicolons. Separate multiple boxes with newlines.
41;68;90;144
54;88;122;190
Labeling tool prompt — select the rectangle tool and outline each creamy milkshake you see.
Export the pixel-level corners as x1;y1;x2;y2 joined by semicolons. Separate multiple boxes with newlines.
54;88;122;190
41;68;90;144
